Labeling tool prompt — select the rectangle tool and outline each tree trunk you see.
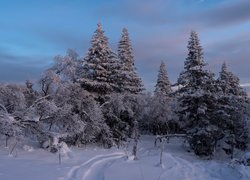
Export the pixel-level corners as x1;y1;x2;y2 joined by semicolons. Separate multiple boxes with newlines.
58;146;61;164
132;120;139;160
133;137;138;160
5;135;9;148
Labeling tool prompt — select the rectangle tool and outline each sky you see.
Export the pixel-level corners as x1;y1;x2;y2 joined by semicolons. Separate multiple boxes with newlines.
0;0;250;94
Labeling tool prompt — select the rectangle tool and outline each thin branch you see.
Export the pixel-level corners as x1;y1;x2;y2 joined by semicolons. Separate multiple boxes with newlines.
0;104;8;114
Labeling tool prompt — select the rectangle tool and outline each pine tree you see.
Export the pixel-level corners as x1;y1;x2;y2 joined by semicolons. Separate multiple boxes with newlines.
216;62;248;153
177;31;218;156
79;23;120;96
117;28;144;94
154;61;172;96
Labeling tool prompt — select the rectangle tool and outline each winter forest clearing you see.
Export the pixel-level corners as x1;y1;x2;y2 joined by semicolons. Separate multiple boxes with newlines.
1;15;250;180
1;136;250;180
1;23;250;179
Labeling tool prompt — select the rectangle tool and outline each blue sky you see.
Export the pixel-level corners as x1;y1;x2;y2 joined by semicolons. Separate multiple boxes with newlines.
0;0;250;94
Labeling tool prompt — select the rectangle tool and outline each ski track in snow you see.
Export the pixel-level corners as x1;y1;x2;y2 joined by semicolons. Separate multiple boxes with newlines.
158;153;206;180
66;152;125;180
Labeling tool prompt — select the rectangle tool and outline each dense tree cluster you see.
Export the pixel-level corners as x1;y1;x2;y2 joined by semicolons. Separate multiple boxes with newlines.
0;24;249;158
176;31;249;156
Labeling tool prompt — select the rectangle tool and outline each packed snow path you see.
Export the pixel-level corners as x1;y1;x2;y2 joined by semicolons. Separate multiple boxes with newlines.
157;153;205;180
66;152;126;180
65;148;249;180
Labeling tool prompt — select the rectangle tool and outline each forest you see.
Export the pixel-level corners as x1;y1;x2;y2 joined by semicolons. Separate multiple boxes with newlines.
0;23;249;159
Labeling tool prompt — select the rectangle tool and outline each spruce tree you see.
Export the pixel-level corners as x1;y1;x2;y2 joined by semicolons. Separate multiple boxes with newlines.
177;31;218;156
154;61;172;96
216;62;248;153
79;23;120;96
151;62;174;135
117;28;144;94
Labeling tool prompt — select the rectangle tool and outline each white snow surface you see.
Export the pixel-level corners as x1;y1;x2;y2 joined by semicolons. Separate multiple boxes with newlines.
0;136;250;180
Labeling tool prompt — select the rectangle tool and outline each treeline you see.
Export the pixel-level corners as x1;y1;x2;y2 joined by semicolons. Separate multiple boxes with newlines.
0;23;249;158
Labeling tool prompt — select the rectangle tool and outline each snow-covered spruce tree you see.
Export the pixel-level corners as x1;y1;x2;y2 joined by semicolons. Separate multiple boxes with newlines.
154;61;172;97
177;31;218;156
149;62;178;134
216;62;248;153
79;23;120;97
117;28;144;94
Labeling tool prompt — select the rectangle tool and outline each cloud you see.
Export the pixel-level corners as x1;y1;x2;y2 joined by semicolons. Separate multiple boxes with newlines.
241;83;250;87
0;51;51;83
0;62;45;83
95;0;250;30
95;0;180;26
204;31;250;82
32;27;90;55
0;51;51;67
194;0;250;27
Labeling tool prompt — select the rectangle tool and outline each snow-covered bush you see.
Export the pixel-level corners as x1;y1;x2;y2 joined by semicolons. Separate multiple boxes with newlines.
242;152;250;166
41;136;71;157
102;93;146;147
0;84;26;114
188;126;218;156
51;83;112;147
51;48;82;83
0;111;23;147
142;94;179;135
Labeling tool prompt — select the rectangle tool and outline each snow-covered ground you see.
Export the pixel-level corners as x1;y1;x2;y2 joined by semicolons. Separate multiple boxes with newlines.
0;136;250;180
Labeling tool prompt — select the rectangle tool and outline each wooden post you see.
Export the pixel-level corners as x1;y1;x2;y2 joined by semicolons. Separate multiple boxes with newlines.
160;140;164;166
58;144;62;164
5;135;9;148
10;141;18;155
132;120;139;160
133;137;138;160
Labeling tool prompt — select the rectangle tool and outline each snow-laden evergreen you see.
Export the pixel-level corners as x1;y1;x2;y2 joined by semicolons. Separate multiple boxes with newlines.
154;61;172;96
79;23;120;95
216;62;248;153
177;31;218;156
117;28;144;94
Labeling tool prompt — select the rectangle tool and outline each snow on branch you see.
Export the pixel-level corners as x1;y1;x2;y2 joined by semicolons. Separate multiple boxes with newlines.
154;134;186;147
29;95;51;108
0;103;8;114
